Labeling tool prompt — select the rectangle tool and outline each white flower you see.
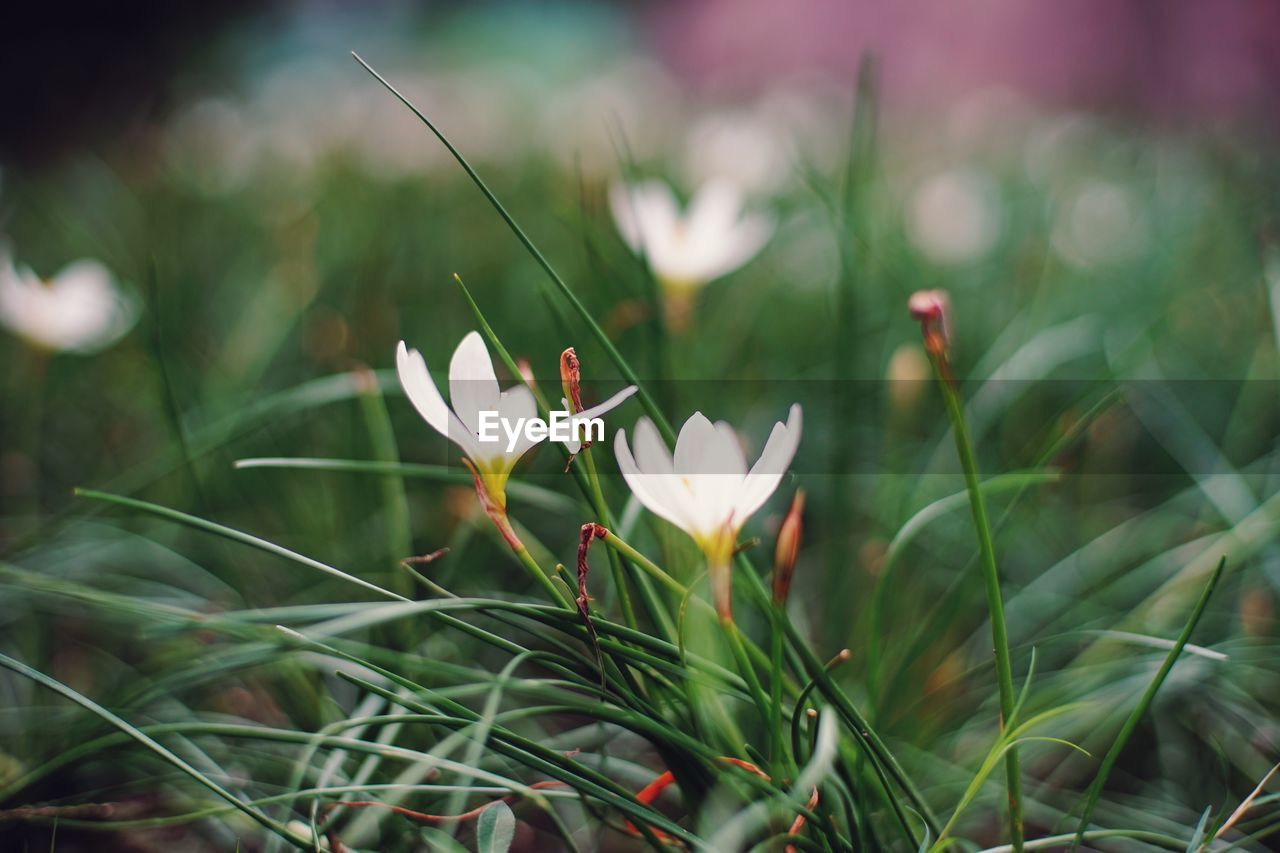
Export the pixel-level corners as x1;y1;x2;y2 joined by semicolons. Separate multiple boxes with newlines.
609;179;774;292
614;405;802;620
683;111;791;193
0;255;136;353
397;332;636;507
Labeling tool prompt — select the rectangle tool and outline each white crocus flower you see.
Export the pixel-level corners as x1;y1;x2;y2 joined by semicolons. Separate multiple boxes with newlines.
396;332;636;510
614;404;802;621
609;179;774;331
0;255;136;353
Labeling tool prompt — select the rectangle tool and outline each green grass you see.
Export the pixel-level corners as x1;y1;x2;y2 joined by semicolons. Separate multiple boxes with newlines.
1;36;1279;853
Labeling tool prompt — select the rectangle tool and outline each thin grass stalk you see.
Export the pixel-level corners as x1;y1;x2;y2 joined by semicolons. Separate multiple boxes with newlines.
352;53;675;445
1071;556;1227;848
931;363;1024;852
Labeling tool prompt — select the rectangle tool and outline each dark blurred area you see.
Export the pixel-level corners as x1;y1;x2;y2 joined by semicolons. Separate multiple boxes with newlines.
0;1;273;166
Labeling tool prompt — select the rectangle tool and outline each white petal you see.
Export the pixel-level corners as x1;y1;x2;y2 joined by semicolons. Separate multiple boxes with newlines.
632;416;674;476
495;384;541;463
51;259;116;298
684;180;747;249
626;416;715;532
397;341;484;459
711;421;748;477
697;211;775;281
53;261;137;352
615;428;696;536
609;183;645;251
575;384;638;421
448;331;501;435
396;341;452;437
673;411;718;475
672;411;741;536
610;180;678;252
736;404;803;522
0;259;135;352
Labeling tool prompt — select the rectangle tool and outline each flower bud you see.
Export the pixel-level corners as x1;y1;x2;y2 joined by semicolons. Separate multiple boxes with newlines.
772;489;805;606
560;346;583;414
908;289;951;356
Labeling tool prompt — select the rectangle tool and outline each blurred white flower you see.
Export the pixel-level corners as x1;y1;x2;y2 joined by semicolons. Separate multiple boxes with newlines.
397;332;635;507
0;256;136;353
906;169;1003;264
610;179;774;330
614;405;802;621
1052;180;1148;268
684;110;791;193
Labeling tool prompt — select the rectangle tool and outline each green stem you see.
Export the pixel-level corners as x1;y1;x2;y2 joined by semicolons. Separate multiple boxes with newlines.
770;603;791;775
596;530;792;694
722;613;774;735
595;529;688;597
933;367;1023;852
512;541;570;609
580;446;638;630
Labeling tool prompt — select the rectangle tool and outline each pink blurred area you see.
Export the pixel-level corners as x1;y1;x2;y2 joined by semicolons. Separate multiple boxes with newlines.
649;0;1280;116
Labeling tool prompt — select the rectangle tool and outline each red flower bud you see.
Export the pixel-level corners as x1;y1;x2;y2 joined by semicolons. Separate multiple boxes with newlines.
560;347;583;414
908;289;954;382
772;489;805;606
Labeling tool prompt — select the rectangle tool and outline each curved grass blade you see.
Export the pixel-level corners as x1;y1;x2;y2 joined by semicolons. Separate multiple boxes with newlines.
867;471;1061;703
74;488;407;602
0;651;299;845
1186;806;1213;852
1214;761;1280;843
1072;556;1227;848
233;457;577;514
933;705;1088;851
350;52;675;444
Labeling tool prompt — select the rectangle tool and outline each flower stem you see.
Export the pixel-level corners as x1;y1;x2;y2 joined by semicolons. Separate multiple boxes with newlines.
579;446;639;630
770;603;791;775
596;530;795;696
709;568;774;735
932;364;1024;852
512;541;571;609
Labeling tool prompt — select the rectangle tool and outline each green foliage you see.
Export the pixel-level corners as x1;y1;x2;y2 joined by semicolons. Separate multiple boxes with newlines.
1;33;1278;853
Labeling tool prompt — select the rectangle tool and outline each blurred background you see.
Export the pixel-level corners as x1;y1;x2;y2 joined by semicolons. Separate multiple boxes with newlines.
3;1;1280;850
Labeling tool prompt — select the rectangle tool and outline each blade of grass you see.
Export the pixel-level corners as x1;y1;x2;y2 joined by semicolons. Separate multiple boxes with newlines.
931;705;1087;850
927;344;1024;851
356;369;414;600
1072;555;1228;848
1214;761;1280;842
233;457;577;514
867;471;1061;710
352;53;674;445
0;651;300;845
74;488;408;602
